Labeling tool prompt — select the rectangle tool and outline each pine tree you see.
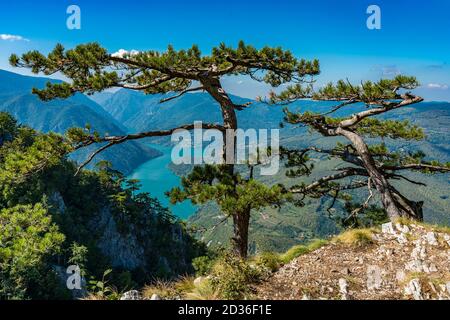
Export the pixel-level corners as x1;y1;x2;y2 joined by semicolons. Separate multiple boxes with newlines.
268;76;450;221
10;41;319;258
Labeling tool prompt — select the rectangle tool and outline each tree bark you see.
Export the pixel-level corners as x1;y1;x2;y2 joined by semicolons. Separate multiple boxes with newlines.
337;128;423;221
202;76;251;258
232;209;251;259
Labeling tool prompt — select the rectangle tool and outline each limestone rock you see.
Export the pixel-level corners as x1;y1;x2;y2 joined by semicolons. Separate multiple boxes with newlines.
120;290;141;300
443;234;450;247
411;241;426;260
338;278;348;300
382;222;395;235
425;232;438;246
367;265;382;291
396;233;408;244
404;279;423;300
150;293;161;300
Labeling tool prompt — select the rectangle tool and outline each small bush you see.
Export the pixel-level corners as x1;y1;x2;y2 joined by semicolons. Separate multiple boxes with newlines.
333;229;374;246
192;255;216;276
142;276;196;300
253;252;281;272
210;253;261;300
142;280;178;299
174;276;196;293
185;278;220;300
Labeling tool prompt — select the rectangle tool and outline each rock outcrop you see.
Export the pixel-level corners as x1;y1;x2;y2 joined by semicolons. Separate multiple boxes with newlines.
257;222;450;300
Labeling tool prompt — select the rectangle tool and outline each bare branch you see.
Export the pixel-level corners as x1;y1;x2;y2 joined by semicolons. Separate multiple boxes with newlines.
291;168;367;194
74;139;125;176
338;94;423;128
382;163;450;173
389;173;427;186
73;123;226;175
159;86;205;103
117;75;173;90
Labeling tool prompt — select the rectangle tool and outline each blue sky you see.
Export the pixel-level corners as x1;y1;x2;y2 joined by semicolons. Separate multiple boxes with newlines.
1;0;449;100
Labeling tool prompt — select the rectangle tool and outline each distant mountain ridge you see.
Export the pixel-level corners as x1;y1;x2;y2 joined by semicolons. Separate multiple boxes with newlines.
0;70;160;174
97;88;450;160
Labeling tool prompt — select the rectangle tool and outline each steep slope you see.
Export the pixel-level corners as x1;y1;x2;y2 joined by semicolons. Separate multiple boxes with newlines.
0;70;160;174
256;222;450;300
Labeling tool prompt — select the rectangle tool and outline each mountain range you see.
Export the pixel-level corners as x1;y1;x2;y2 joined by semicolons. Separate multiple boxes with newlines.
0;70;160;174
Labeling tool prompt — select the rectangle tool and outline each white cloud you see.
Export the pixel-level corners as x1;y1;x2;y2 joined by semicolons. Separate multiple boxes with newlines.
426;83;449;90
111;49;140;58
0;34;29;42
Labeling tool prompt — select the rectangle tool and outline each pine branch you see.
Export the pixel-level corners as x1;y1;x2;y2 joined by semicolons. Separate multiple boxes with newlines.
382;163;450;173
159;86;205;103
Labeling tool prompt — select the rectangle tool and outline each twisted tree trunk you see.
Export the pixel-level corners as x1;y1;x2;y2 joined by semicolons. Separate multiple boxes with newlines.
202;76;251;258
337;128;423;221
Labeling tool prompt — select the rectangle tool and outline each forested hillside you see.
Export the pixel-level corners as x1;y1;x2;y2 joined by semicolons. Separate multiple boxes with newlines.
0;113;204;299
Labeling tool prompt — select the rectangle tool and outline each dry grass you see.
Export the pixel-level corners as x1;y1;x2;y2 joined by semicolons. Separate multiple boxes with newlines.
185;278;221;300
332;228;375;247
142;275;196;300
279;239;329;264
142;280;179;299
395;217;450;234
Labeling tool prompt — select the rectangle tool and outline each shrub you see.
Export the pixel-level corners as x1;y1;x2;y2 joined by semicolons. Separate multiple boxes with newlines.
210;253;261;300
332;229;374;246
142;280;177;300
253;252;281;272
192;255;215;276
185;278;220;300
0;203;66;300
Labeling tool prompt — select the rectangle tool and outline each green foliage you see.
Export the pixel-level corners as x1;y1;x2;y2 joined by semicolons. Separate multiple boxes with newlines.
192;255;216;276
68;243;88;276
338;204;389;229
210;253;262;300
314;76;419;102
170;164;289;220
0;203;66;299
356;118;425;140
87;269;121;300
11;41;320;100
0;112;18;145
253;252;281;272
0;113;205;299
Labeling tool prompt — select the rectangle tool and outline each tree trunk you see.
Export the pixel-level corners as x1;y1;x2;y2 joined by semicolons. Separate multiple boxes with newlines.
202;77;238;171
232;209;250;259
337;128;423;221
202;76;252;258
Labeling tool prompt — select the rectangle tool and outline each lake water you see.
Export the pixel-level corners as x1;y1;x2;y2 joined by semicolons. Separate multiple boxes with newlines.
127;143;196;219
